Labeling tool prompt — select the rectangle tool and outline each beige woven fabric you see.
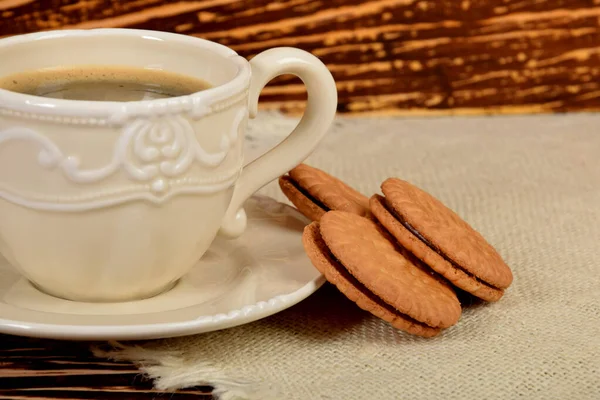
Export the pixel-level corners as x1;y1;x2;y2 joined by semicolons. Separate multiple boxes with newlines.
99;112;600;400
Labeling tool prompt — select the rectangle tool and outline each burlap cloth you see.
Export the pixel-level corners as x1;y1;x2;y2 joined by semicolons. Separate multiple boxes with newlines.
98;112;600;400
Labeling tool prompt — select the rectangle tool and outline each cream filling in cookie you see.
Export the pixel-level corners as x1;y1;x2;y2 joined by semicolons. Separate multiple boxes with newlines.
289;178;330;212
383;198;502;291
324;245;442;331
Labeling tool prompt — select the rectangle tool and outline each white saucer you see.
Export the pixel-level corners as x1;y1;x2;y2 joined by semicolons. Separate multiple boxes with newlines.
0;196;325;341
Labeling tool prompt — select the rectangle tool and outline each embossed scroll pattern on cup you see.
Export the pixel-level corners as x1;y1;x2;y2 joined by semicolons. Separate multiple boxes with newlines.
0;93;249;211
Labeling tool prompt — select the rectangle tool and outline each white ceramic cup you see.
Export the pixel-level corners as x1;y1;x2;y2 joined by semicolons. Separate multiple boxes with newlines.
0;29;337;302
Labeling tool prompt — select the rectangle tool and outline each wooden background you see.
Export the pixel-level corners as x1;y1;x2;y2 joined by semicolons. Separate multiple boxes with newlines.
1;0;599;115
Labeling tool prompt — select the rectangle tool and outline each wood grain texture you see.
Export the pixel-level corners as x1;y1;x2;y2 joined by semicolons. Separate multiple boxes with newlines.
0;334;213;399
1;0;599;115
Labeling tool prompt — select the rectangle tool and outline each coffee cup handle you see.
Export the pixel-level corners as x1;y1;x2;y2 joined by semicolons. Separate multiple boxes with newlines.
219;47;337;238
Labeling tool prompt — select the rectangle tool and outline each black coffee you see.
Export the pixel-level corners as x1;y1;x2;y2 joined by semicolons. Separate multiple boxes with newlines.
0;65;211;101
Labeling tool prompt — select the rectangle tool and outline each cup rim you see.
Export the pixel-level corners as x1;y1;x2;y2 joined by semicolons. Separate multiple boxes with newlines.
0;28;250;122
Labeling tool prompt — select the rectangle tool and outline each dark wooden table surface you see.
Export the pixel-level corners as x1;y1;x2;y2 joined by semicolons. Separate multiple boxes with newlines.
1;0;599;398
0;334;213;399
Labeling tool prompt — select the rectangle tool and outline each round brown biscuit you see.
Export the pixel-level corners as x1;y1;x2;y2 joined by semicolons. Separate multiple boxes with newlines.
302;222;441;337
370;194;504;302
381;178;513;290
289;164;370;217
278;176;326;222
319;211;462;329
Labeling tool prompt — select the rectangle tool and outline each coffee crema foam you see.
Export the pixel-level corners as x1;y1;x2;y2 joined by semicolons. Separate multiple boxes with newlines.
0;65;212;102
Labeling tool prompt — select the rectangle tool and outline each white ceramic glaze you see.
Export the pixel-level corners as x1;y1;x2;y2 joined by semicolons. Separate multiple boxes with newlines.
0;196;326;341
0;29;337;302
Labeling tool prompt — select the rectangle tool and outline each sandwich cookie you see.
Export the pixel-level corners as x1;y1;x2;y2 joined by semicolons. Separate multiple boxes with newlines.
279;164;370;221
302;211;462;337
370;178;513;302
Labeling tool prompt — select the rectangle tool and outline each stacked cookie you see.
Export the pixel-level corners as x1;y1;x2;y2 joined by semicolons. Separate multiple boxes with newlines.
279;164;513;337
